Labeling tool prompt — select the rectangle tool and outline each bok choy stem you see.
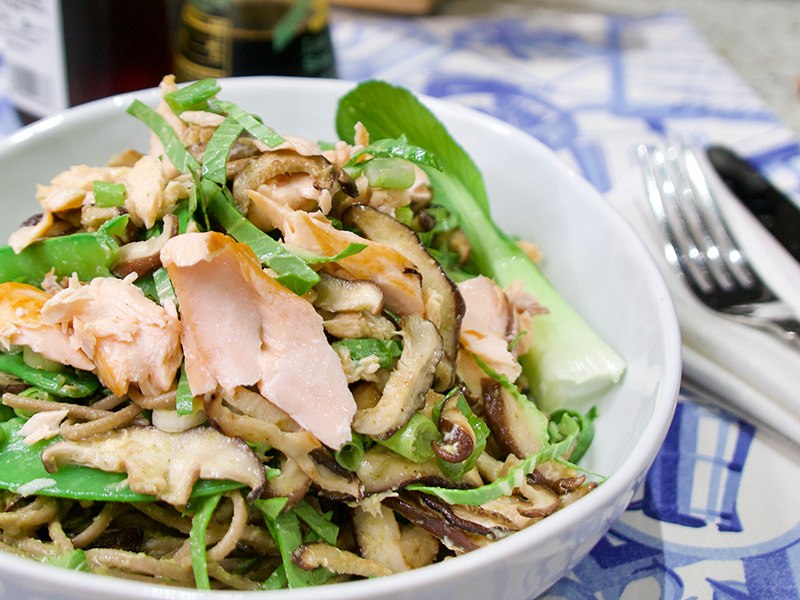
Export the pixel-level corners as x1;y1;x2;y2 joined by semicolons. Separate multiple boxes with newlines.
336;81;625;410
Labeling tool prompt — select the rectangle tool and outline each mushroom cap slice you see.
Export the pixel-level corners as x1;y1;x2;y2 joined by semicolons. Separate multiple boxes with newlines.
482;379;549;459
343;204;464;391
312;273;384;315
356;445;464;495
431;390;476;463
351;315;444;439
292;542;393;578
205;388;363;501
232;150;337;216
40;426;266;507
352;504;413;573
112;213;179;279
382;495;488;554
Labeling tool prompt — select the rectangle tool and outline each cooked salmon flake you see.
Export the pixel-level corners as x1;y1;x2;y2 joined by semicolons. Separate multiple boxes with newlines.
161;231;357;449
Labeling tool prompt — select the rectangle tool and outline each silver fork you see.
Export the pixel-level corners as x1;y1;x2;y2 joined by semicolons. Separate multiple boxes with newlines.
637;139;800;348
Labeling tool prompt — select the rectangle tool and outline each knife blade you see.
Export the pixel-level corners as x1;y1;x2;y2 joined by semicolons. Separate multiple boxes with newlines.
706;144;800;264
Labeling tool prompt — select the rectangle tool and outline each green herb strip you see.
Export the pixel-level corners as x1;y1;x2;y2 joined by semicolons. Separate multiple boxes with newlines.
330;338;402;370
344;136;443;175
205;183;320;295
165;78;222;114
262;509;334;588
126;100;201;173
217;100;285;148
294;501;338;545
201;116;245;184
190;492;222;590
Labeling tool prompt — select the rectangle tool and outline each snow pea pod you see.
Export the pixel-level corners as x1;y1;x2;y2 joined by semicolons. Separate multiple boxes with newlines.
0;418;245;502
0;353;100;398
0;230;119;286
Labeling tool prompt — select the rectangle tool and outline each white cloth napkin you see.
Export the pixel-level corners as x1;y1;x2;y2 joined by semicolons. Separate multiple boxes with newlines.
606;152;800;445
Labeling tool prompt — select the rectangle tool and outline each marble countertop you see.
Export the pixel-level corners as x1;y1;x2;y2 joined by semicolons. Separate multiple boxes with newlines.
436;0;800;137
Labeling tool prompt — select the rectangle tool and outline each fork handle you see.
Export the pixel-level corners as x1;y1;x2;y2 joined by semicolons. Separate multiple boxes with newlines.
749;316;800;348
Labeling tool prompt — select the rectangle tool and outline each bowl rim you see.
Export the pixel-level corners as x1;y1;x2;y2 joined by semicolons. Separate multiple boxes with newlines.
0;75;682;599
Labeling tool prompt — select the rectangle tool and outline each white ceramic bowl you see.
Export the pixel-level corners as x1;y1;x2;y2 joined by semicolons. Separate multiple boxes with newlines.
0;77;681;600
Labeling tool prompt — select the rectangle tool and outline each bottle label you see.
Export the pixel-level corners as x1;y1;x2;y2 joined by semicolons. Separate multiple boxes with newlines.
0;0;69;118
173;4;233;81
174;0;336;82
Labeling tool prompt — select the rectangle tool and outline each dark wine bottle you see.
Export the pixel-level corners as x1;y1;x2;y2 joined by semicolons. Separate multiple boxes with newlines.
0;0;173;125
172;0;337;82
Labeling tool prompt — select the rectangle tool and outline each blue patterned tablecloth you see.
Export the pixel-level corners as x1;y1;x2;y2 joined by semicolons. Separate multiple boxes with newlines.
2;8;800;599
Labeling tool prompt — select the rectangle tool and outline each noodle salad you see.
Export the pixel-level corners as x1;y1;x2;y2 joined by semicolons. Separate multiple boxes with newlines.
0;77;625;590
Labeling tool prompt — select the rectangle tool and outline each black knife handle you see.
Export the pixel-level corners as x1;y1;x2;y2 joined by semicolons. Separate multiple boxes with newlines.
707;144;800;263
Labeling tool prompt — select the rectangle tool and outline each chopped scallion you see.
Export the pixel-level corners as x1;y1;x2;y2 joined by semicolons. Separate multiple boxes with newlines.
375;412;439;463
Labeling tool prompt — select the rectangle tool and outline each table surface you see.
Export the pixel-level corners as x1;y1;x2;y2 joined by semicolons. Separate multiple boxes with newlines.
437;0;800;137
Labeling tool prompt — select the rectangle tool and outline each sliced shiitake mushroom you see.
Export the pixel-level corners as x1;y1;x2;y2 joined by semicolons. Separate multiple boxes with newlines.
40;426;266;507
356;445;465;495
398;522;440;569
112;213;179;278
233;150;336;214
205;388;362;501
322;311;397;340
530;459;587;495
382;495;488;554
482;378;546;459
313;273;384;315
81;205;128;234
431;388;476;463
342;204;464;391
350;503;438;572
352;504;413;573
292;542;393;578
418;494;515;539
232;150;355;217
351;315;443;439
262;456;312;511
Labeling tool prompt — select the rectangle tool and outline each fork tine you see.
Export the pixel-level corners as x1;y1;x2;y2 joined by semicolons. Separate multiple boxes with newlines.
677;142;758;289
637;143;715;295
639;140;800;346
662;141;737;293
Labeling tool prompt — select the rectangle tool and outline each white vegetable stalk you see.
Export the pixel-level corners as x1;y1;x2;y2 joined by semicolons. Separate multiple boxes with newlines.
426;170;626;411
